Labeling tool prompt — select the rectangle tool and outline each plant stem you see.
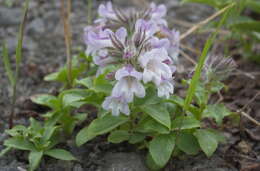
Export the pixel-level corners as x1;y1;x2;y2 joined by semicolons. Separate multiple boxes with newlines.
61;0;72;88
87;0;92;24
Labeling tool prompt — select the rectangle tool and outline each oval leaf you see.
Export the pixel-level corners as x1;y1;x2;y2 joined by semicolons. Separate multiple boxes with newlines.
141;104;171;129
76;114;129;146
29;151;43;171
44;149;76;161
193;129;218;157
108;130;130;143
172;116;200;130
176;132;200;155
4;137;35;151
30;94;58;109
149;134;175;167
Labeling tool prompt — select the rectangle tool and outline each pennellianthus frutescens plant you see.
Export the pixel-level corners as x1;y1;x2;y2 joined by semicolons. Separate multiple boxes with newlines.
1;1;238;170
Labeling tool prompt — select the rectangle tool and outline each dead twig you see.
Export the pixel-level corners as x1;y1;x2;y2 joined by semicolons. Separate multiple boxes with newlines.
233;69;260;80
237;111;260;127
180;3;235;40
180;44;200;56
179;50;197;65
241;92;260;112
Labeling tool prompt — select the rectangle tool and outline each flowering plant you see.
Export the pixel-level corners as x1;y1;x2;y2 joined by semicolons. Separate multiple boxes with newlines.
1;1;237;170
74;2;235;169
85;2;179;116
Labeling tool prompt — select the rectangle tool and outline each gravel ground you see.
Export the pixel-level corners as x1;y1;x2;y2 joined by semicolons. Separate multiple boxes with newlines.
0;0;259;170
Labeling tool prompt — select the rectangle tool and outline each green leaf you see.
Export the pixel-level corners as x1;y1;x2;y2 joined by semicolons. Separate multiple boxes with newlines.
0;147;12;157
15;0;30;66
61;89;89;108
141;104;171;129
4;137;35;151
93;74;113;94
43;126;59;142
30;94;58;109
74;113;88;122
134;86;161;106
76;114;129;146
44;70;65;82
146;153;162;170
176;132;200;155
108;130;130;143
149;134;175;167
246;0;260;13
2;41;15;86
29;150;43;171
193;129;218;157
231;20;260;32
5;125;27;136
172;116;200;130
129;133;146;144
203;104;231;125
183;7;231;111
208;129;226;144
44;55;86;85
136;116;170;134
210;81;225;92
76;77;93;88
44;149;76;161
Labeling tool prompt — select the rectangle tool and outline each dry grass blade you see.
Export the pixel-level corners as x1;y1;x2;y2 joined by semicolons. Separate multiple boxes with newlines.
180;3;235;41
61;0;72;88
179;50;197;65
238;111;260;127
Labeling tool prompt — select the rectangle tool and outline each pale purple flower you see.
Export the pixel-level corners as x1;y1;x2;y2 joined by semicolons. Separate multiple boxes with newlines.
102;96;130;116
135;19;158;37
97;2;117;22
160;27;180;62
150;37;170;49
150;3;167;19
115;27;127;43
149;3;168;26
157;78;174;99
112;65;145;102
93;49;116;67
139;48;172;86
84;26;113;55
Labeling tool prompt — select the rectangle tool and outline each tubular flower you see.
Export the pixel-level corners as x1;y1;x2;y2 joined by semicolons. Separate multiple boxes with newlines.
102;96;130;116
139;48;173;86
112;65;145;102
84;1;180;115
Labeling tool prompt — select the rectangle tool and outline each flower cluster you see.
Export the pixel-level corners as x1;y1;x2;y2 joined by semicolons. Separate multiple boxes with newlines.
84;2;180;116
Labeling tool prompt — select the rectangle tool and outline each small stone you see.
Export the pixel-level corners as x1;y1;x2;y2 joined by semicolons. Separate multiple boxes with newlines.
73;164;83;171
237;141;252;154
27;18;45;35
0;7;22;26
98;152;148;171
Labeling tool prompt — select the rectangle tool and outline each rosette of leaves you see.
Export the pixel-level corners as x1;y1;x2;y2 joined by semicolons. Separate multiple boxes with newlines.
2;118;76;171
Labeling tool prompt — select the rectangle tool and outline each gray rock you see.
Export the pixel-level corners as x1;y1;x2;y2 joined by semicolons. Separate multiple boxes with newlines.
98;152;148;171
0;7;22;26
27;18;45;35
0;132;8;142
168;3;214;23
73;164;84;171
171;154;238;171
